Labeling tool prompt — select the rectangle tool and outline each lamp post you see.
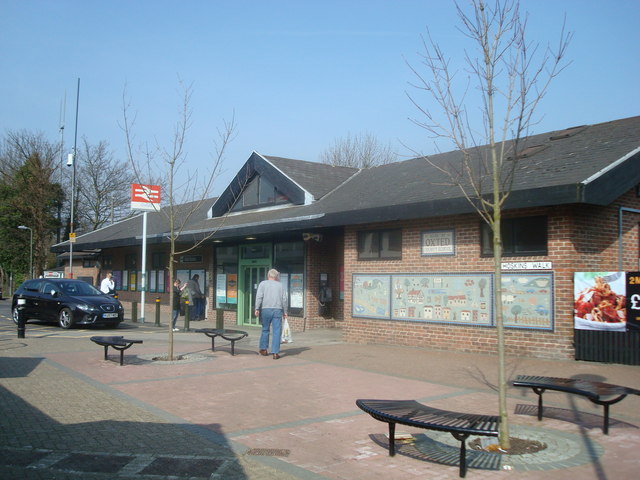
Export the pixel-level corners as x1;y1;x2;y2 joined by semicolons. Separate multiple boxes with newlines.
18;225;33;279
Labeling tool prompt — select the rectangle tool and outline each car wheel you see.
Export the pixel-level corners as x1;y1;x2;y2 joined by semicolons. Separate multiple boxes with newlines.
12;308;20;325
58;308;73;329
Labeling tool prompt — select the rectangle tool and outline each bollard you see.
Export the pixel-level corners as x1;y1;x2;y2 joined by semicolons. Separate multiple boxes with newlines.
183;300;190;331
216;308;224;329
131;301;138;323
155;297;161;326
16;297;26;338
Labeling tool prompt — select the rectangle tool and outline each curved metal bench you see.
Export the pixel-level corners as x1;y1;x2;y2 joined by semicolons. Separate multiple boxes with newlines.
195;328;248;356
512;374;640;434
90;336;143;366
356;399;499;478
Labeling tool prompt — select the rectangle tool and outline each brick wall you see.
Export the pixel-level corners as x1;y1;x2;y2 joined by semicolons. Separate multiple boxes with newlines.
342;189;640;359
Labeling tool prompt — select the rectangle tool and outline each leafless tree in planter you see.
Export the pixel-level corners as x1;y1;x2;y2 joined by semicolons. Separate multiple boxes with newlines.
407;0;571;448
121;80;236;360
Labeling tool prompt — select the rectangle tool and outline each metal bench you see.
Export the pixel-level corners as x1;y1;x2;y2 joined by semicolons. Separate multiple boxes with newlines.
194;328;248;356
356;399;499;478
90;336;143;366
512;374;640;434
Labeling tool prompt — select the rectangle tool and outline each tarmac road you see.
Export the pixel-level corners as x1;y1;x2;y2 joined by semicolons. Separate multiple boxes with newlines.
1;298;639;479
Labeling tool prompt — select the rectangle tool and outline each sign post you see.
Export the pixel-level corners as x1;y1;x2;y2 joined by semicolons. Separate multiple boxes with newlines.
131;184;161;323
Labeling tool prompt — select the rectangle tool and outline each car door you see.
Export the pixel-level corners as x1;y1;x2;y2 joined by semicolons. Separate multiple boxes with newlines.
19;280;43;320
38;281;62;321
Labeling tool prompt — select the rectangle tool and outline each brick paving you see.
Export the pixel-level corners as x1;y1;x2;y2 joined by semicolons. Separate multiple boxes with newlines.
1;308;639;479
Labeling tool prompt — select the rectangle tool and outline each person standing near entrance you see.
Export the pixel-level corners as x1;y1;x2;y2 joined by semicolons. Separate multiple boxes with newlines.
254;269;288;359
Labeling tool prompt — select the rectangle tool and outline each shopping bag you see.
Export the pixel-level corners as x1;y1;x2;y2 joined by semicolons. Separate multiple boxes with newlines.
281;318;293;344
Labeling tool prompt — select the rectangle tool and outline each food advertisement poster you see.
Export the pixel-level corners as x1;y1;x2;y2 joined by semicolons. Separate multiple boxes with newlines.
574;272;627;331
501;274;553;330
391;274;492;325
352;275;391;319
625;272;640;330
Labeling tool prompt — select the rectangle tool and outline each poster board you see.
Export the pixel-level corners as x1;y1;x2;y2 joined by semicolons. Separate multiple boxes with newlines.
391;273;492;325
574;272;626;331
501;273;553;329
352;275;391;319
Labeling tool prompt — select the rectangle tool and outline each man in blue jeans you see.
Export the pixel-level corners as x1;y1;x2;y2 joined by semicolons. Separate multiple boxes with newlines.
254;269;288;359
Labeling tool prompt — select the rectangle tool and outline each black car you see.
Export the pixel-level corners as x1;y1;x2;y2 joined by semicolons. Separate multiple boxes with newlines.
12;278;124;329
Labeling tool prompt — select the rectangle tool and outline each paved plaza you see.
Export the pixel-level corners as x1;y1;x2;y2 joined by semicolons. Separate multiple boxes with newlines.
1;303;639;479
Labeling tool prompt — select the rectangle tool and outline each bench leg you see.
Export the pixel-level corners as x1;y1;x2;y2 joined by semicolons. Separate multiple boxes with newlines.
230;340;236;356
387;422;396;456
532;387;546;421
592;394;626;435
211;336;216;352
103;345;109;360
452;432;470;478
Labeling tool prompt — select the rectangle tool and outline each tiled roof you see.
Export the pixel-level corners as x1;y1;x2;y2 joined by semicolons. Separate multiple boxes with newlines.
264;155;359;199
54;115;640;251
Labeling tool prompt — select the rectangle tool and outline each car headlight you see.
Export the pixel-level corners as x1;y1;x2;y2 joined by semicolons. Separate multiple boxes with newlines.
77;304;99;312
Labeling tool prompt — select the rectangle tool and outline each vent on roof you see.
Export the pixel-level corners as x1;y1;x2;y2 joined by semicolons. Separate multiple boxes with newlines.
514;144;548;159
549;125;587;140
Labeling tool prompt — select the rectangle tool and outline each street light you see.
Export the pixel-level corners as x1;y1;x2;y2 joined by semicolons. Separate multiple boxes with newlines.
18;225;33;279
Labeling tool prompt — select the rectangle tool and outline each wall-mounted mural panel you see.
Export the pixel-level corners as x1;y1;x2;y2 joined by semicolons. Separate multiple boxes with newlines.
391;274;492;325
501;273;554;330
352;275;391;319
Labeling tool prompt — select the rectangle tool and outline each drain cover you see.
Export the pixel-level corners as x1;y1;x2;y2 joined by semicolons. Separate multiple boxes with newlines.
246;448;290;457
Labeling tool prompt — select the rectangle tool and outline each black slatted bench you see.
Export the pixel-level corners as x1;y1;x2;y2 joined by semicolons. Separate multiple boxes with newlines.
512;374;640;434
356;399;499;478
90;336;143;366
195;328;248;356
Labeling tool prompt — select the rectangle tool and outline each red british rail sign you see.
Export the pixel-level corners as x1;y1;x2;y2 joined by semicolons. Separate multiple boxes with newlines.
131;184;161;211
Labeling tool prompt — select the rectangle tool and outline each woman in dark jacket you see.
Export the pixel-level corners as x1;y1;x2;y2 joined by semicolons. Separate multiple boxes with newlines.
172;279;183;331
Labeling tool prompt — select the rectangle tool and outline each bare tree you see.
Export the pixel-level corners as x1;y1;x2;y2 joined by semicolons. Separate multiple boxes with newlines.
75;138;136;231
121;81;236;360
321;132;396;168
407;0;571;449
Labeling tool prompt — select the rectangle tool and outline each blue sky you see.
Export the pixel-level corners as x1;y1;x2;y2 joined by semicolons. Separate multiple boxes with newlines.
2;0;639;194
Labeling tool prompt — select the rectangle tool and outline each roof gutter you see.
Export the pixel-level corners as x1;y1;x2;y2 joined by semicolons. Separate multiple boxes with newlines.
140;213;326;240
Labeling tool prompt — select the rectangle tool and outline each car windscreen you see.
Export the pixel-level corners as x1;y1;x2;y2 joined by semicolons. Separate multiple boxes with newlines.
59;282;103;296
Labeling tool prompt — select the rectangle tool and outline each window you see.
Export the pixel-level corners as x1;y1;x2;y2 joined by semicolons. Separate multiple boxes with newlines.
231;175;290;212
151;252;165;269
125;254;137;270
101;255;113;269
357;230;402;260
481;216;547;256
82;258;96;268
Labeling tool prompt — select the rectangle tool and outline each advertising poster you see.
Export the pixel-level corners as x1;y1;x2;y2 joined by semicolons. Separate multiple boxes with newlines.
226;274;237;304
574;272;627;331
289;273;304;308
626;272;640;330
216;274;227;304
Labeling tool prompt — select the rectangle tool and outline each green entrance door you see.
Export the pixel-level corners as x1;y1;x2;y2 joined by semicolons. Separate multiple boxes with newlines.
238;244;271;326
